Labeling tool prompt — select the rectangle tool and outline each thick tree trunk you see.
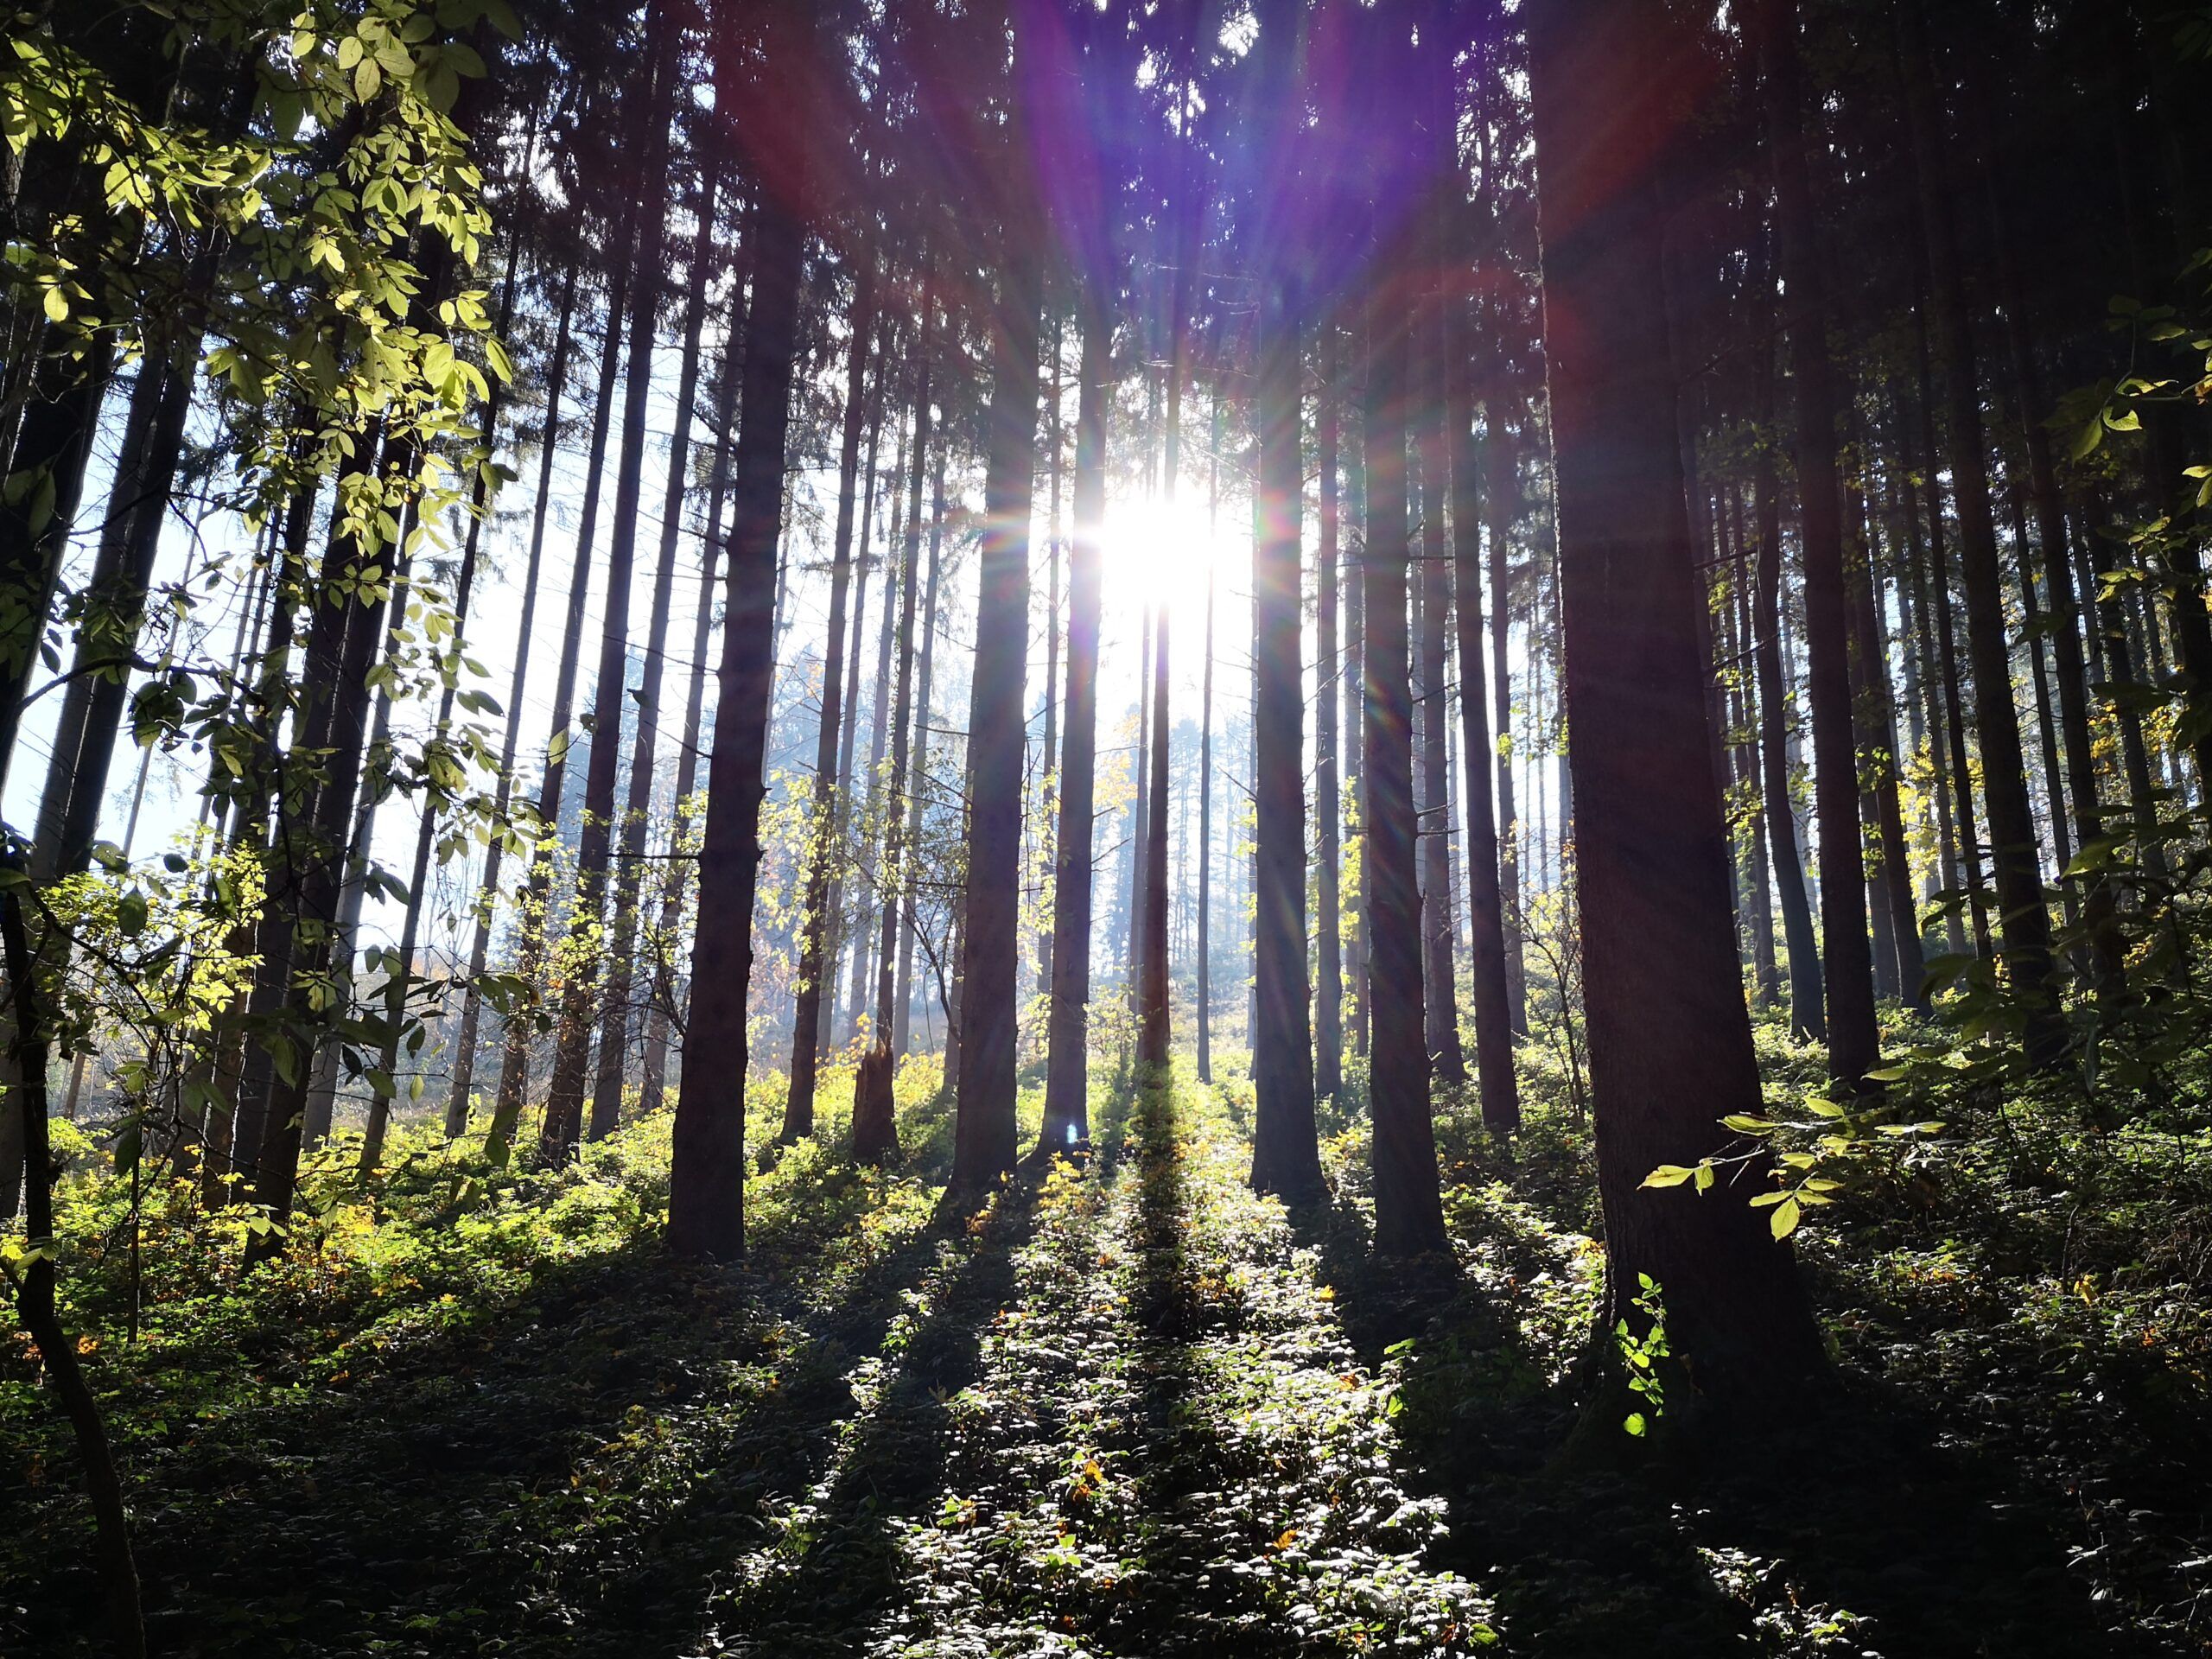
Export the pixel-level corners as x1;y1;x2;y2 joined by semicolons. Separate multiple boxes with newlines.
951;215;1039;1191
1528;0;1823;1404
1249;254;1320;1196
667;2;813;1260
1363;30;1443;1252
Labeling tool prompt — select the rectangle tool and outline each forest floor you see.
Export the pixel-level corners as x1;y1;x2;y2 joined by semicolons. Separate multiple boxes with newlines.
5;1047;2209;1656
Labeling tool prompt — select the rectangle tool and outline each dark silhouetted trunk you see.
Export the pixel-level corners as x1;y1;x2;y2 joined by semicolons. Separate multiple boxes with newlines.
448;258;579;1135
668;3;813;1259
1363;27;1442;1252
1752;412;1825;1040
1449;282;1520;1133
951;143;1039;1192
588;163;720;1144
1249;0;1320;1193
1760;0;1880;1090
1896;0;2061;1060
488;202;638;1164
855;280;932;1164
1314;348;1342;1101
539;0;680;1161
787;251;877;1134
1529;0;1824;1408
1481;393;1529;1035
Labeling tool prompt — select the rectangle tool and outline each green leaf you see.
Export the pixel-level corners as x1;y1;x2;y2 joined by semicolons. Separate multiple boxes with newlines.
1770;1197;1802;1239
41;284;66;323
1641;1164;1694;1188
1624;1412;1648;1437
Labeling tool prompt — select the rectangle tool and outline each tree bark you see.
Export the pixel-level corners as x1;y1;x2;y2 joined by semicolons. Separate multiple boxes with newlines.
1760;0;1881;1090
447;258;578;1136
785;251;877;1130
668;0;813;1259
1363;22;1443;1254
951;212;1039;1192
1040;303;1109;1152
1752;443;1825;1040
1895;0;2062;1061
1528;0;1823;1403
587;161;719;1144
1314;351;1342;1101
487;203;638;1164
855;278;931;1164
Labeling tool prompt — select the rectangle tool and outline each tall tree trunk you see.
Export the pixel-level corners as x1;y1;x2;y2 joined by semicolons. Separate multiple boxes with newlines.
1313;353;1341;1101
1987;187;2125;991
641;275;744;1119
1449;283;1521;1133
486;204;638;1165
1751;396;1822;1039
1037;320;1064;1001
1417;355;1466;1084
1041;304;1109;1151
1527;0;1823;1406
1895;0;2061;1060
1344;408;1370;1060
1481;393;1529;1035
667;0;813;1260
1138;601;1171;1071
1891;397;1968;956
2;883;145;1656
1848;469;1929;1010
247;450;404;1263
539;0;681;1161
587;163;720;1144
1760;0;1881;1090
951;183;1040;1191
1363;28;1442;1253
827;351;887;1046
1128;602;1150;1009
848;405;912;1045
1723;490;1783;1007
447;259;579;1136
894;445;947;1059
855;280;933;1163
786;249;877;1133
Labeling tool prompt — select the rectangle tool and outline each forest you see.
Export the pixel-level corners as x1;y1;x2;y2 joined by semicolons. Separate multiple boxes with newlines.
3;0;2210;1652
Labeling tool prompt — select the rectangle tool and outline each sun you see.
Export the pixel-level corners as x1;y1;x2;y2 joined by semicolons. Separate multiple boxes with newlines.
1103;488;1228;630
